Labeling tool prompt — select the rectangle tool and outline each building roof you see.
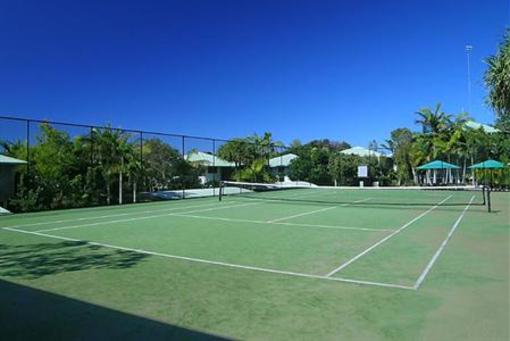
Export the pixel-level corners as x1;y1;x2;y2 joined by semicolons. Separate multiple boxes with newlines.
339;146;383;158
185;151;235;167
269;153;298;167
0;154;27;165
464;120;499;133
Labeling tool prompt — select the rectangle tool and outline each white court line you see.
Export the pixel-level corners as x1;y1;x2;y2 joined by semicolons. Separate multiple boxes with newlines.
413;196;475;289
2;226;415;290
267;206;337;223
266;198;372;223
172;213;391;232
325;195;453;277
0;201;226;229
274;221;392;232
34;202;259;233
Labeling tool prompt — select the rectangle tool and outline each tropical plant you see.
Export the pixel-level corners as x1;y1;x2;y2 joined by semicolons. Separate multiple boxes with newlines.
93;127;129;205
415;103;451;135
386;128;414;185
485;29;510;131
233;158;275;183
217;138;256;167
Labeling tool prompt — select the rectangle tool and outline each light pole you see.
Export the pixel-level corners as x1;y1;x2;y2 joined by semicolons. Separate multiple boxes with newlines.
465;44;473;113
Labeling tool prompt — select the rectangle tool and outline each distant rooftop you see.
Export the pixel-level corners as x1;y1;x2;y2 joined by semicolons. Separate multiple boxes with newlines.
339;146;384;158
185;151;235;167
269;153;298;167
0;154;27;165
464;120;499;133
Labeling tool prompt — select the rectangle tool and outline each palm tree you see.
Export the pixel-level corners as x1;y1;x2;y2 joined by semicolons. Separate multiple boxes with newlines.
126;143;143;203
485;29;510;131
415;104;453;164
247;132;284;165
415;103;451;135
233;158;274;183
115;137;132;205
93;127;129;205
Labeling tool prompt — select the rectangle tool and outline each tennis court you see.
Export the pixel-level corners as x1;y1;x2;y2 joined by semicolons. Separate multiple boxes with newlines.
0;186;508;339
0;185;490;289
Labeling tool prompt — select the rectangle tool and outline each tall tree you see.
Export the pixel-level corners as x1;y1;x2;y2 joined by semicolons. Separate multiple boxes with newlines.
415;103;451;135
142;138;184;191
93;127;129;205
485;29;510;131
387;128;414;185
246;132;284;164
217;138;256;167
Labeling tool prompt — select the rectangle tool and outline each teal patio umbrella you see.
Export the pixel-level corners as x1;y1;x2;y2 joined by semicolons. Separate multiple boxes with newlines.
468;159;505;169
417;160;460;185
468;160;505;213
468;159;505;190
417;160;460;170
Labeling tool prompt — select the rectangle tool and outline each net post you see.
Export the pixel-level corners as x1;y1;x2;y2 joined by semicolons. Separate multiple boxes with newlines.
487;187;491;213
482;186;486;206
218;181;223;201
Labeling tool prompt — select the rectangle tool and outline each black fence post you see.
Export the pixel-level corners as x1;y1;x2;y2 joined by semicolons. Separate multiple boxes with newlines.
26;119;30;175
139;131;143;193
213;139;216;197
90;126;94;166
182;135;185;199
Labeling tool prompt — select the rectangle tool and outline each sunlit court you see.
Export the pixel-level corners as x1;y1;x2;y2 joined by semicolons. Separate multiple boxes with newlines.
0;185;502;288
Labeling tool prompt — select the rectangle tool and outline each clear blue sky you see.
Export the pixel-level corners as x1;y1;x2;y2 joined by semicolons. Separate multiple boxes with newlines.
0;0;508;146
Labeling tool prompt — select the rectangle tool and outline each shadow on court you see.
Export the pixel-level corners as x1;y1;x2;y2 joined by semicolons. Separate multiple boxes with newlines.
0;241;148;279
0;279;229;340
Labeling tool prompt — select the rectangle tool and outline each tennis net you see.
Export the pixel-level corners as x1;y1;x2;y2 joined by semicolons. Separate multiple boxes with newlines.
219;181;488;208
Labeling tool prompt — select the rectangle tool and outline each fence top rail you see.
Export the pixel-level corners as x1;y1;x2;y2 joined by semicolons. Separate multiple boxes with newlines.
0;115;232;143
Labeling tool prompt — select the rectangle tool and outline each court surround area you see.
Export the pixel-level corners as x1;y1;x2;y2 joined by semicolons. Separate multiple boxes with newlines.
0;186;508;340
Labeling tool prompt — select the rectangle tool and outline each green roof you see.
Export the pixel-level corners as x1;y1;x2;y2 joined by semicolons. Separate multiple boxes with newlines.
464;120;499;134
468;159;505;169
269;153;298;167
185;151;235;167
0;154;27;165
417;160;460;170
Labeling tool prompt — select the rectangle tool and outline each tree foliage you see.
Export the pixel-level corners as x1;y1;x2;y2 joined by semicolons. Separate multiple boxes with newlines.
3;125;203;212
485;29;510;131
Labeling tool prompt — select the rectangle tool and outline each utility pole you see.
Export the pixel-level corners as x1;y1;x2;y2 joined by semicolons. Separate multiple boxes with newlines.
465;44;473;113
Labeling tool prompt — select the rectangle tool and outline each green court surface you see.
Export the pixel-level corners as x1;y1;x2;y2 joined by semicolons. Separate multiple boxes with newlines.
0;189;508;340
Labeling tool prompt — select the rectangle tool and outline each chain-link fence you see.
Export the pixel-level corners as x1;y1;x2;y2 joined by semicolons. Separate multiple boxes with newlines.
0;116;236;212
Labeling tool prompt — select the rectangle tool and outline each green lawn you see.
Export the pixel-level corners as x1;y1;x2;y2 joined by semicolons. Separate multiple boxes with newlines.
0;190;508;340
